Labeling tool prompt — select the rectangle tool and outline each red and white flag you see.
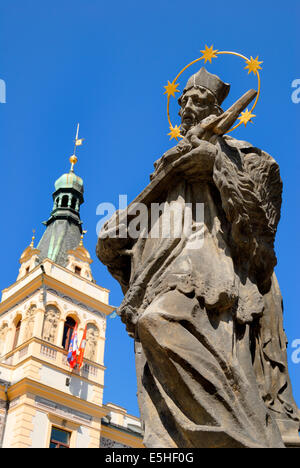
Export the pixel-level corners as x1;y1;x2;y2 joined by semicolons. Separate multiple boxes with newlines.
77;325;87;369
67;322;78;369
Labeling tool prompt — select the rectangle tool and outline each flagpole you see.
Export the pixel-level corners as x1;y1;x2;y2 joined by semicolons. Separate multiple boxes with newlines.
65;321;79;386
70;123;84;172
73;123;79;156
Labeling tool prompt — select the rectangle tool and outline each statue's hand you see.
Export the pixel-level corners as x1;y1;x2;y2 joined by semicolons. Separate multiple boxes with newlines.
173;138;219;178
98;222;128;240
152;131;219;179
163;138;192;160
190;138;218;158
152;138;193;178
176;138;193;154
97;211;131;265
184;125;206;147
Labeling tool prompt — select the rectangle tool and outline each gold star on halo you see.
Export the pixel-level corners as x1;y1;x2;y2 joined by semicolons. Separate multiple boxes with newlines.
238;109;256;126
200;45;218;64
168;125;182;140
164;81;180;98
244;56;263;75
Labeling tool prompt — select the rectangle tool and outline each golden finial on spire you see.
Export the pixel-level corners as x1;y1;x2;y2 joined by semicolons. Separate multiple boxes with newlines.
80;230;88;246
30;229;36;248
70;123;84;172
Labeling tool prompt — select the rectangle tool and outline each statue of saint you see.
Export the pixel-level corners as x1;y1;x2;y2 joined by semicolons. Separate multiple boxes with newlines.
85;324;99;362
97;67;299;448
42;305;60;343
24;306;36;342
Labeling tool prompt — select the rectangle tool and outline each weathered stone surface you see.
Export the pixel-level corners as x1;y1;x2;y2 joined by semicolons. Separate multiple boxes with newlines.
97;68;300;448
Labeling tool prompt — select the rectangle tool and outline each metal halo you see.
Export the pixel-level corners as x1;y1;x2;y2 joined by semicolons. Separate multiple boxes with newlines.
165;47;261;140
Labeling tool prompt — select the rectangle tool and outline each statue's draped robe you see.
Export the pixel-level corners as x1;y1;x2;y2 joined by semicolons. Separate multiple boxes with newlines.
97;136;299;448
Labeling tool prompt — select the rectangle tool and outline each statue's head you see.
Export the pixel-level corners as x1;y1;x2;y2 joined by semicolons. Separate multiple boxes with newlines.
178;67;230;134
87;325;99;340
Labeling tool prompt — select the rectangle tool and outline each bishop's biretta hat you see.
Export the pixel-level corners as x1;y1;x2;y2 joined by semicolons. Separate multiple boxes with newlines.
181;67;230;106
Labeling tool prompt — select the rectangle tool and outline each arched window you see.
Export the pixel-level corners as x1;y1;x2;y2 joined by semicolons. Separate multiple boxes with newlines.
61;195;69;208
71;197;77;210
62;316;76;350
13;319;22;348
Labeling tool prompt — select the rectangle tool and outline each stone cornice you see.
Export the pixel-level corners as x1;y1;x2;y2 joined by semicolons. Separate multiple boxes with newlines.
0;269;114;318
7;378;108;419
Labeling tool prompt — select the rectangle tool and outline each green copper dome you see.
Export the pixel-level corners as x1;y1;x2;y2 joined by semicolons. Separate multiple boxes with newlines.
54;171;84;194
38;167;85;268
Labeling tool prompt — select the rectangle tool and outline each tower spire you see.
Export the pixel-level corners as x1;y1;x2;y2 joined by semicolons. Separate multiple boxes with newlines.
36;133;85;268
69;123;84;172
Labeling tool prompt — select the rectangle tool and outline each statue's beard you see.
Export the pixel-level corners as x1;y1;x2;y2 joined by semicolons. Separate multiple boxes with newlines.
181;114;197;132
180;106;216;135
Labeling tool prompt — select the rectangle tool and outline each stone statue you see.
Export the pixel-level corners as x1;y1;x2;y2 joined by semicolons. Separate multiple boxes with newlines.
97;67;300;448
85;324;99;361
0;323;8;356
42;305;60;343
24;306;36;342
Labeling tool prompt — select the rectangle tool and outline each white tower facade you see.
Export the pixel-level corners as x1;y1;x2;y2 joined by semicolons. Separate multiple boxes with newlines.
0;162;143;448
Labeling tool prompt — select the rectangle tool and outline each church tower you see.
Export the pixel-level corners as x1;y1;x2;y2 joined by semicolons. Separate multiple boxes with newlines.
0;132;143;448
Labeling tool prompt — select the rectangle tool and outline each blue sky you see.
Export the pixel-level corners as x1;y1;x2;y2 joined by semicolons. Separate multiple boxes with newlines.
0;1;299;417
